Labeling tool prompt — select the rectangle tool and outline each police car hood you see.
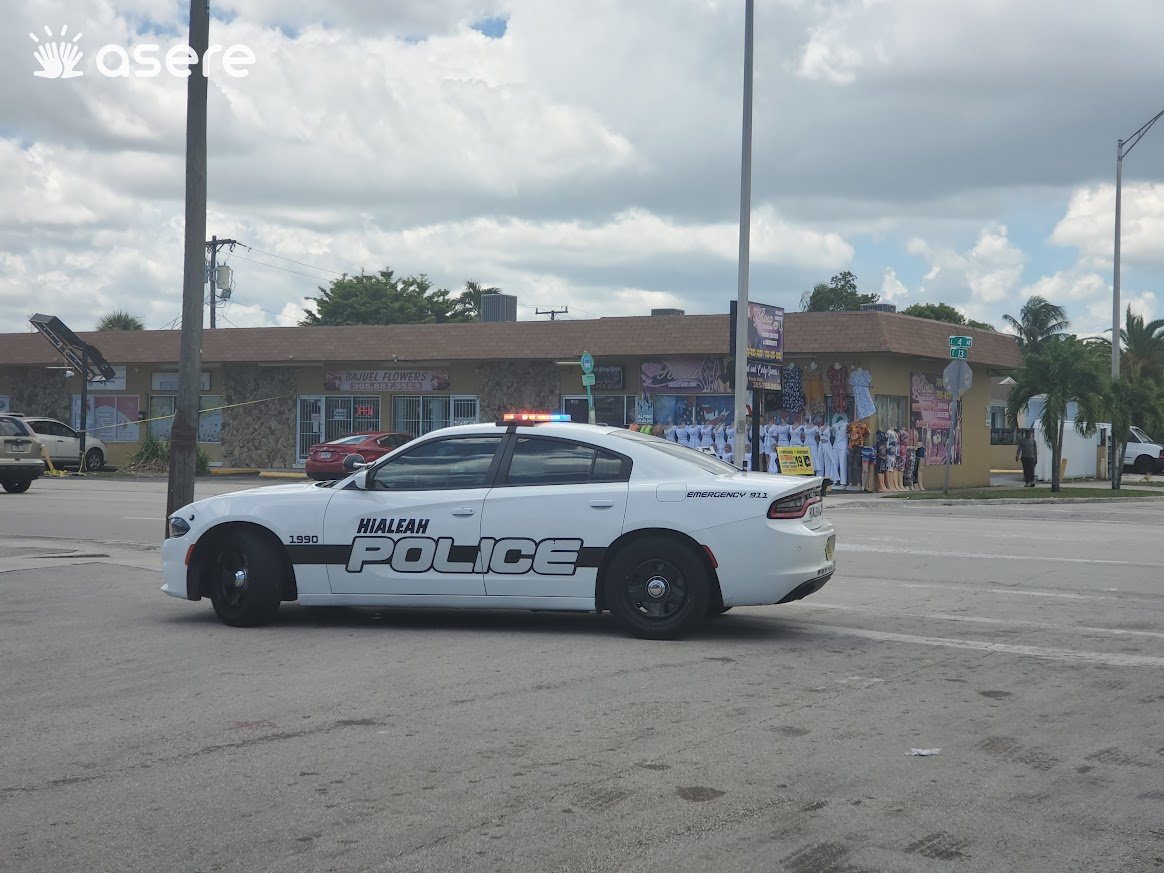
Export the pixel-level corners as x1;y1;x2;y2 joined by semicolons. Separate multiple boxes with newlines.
221;481;328;500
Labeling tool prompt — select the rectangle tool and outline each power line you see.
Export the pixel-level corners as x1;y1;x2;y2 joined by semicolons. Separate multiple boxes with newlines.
230;252;333;282
242;246;347;276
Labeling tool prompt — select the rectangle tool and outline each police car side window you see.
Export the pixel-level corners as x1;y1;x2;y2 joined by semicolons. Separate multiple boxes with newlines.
370;436;501;491
504;437;629;486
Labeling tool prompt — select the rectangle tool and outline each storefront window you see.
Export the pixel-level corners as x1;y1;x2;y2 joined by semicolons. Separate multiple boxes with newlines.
648;394;733;427
72;394;140;442
562;395;633;426
393;395;479;436
874;395;908;429
149;395;223;443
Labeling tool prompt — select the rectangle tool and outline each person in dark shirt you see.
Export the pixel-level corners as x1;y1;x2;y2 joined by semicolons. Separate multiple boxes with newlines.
1016;431;1038;487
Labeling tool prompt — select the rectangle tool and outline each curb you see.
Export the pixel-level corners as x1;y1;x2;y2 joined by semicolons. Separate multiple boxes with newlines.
258;471;307;479
209;467;260;476
849;495;1164;507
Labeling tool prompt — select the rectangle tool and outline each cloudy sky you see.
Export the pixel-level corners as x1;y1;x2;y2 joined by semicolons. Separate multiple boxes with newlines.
3;0;1164;339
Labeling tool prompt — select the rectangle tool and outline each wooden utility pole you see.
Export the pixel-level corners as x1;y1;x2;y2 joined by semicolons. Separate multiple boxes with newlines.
166;0;209;524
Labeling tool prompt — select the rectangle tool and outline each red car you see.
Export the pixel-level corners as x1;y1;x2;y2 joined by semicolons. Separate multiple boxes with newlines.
305;432;414;480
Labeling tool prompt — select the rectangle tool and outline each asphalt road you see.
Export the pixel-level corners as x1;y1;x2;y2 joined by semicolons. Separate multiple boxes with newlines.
1;480;1162;873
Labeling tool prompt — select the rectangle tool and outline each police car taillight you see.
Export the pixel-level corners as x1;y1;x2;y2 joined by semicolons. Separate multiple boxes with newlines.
767;488;821;519
500;412;572;423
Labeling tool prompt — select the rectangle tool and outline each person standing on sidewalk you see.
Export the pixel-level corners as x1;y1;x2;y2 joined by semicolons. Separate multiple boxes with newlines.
1016;430;1038;487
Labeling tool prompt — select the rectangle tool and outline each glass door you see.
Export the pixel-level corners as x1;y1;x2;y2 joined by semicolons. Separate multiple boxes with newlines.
297;395;324;464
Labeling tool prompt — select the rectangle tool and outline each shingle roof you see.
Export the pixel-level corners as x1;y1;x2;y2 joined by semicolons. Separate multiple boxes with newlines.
0;311;1020;369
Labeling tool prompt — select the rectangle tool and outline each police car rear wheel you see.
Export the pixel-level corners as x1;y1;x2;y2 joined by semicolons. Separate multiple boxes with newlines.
604;536;710;640
208;530;282;627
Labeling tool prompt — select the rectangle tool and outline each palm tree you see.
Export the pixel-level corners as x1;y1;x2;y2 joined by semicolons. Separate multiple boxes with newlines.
1119;309;1164;382
451;280;502;322
1006;336;1105;492
1096;377;1164;489
1002;296;1069;351
96;310;145;330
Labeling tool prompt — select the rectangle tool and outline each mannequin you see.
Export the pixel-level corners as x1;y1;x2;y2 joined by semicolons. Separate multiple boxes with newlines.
912;430;925;491
775;414;791;447
862;444;876;492
885;426;901;491
815;417;831;478
831;414;849;488
848;419;868;490
685;421;702;448
714;422;727;460
875;430;890;492
759;417;772;470
699;421;715;451
900;429;914;490
664;422;678;443
724;426;735;464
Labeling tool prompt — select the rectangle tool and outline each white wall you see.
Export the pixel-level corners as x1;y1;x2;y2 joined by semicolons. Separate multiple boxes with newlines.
1032;420;1100;480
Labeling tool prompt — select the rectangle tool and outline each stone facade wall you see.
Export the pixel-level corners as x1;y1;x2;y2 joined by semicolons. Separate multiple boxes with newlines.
478;362;559;423
11;369;70;420
221;366;297;467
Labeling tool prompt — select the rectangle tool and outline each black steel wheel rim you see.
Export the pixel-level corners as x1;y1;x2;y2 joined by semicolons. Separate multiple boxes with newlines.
625;558;688;621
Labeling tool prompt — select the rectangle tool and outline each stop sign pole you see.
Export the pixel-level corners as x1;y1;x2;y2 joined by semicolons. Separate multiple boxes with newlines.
943;337;974;494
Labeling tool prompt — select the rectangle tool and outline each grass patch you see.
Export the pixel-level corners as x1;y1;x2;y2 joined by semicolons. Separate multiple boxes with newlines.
887;487;1159;500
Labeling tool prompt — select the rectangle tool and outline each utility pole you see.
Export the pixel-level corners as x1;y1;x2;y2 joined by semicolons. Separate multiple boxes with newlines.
536;306;569;321
733;0;755;471
206;236;238;328
166;0;209;525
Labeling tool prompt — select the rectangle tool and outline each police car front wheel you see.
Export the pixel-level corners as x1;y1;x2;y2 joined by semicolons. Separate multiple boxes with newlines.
604;536;710;640
208;530;283;627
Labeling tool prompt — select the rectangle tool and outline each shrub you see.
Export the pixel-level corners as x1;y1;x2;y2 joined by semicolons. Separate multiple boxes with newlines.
126;431;210;476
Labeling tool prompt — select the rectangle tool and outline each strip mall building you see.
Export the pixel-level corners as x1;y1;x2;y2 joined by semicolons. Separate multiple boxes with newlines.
0;310;1020;487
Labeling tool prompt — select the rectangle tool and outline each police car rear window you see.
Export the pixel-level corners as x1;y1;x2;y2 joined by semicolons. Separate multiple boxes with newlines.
503;437;629;486
609;428;737;473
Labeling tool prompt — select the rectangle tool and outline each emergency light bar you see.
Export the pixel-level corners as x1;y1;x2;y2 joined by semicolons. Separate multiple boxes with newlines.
500;412;572;423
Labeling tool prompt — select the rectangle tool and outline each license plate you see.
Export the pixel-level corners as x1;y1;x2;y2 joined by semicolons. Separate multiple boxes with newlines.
807;502;823;520
319;451;332;459
6;441;30;454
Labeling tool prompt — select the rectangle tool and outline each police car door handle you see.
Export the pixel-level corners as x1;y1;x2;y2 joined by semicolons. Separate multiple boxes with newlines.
589;499;615;509
451;507;476;516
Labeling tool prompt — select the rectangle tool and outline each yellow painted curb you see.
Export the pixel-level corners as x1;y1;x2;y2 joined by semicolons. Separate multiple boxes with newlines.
258;471;308;479
210;467;260;476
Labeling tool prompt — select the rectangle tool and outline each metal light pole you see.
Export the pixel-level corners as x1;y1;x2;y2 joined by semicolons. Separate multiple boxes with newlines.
732;0;755;471
1112;108;1164;381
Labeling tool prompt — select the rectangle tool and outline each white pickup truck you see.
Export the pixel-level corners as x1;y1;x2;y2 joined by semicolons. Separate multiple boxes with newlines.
1121;426;1164;475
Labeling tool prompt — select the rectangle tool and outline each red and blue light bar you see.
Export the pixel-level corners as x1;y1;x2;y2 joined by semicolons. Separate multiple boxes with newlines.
500;412;572;423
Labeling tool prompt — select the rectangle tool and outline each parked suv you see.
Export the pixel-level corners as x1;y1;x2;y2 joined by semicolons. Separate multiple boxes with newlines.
18;415;108;471
0;414;46;493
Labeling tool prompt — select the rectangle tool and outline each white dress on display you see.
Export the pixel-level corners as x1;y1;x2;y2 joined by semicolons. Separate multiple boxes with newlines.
664;424;678;443
818;425;833;478
699;424;715;450
805;424;820;475
684;423;701;448
714;423;727;459
724;427;735;464
832;420;849;486
791;424;806;446
776;422;791;446
766;423;780;471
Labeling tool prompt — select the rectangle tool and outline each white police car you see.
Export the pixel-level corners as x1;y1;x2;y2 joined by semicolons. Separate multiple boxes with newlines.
162;414;836;639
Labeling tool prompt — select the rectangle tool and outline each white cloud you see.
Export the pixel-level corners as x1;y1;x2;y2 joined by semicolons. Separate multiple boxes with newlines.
1051;182;1164;269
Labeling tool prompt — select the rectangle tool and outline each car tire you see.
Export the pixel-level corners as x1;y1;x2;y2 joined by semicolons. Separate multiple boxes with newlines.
1133;455;1153;475
2;480;31;494
207;529;284;627
84;448;105;471
604;535;711;640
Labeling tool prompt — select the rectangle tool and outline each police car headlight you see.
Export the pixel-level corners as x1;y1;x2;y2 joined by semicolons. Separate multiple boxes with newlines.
168;516;191;538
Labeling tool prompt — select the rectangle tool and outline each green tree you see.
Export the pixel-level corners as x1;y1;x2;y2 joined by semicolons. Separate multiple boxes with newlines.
1006;336;1105;492
1002;296;1069;350
1118;308;1164;382
901;302;966;325
96;310;145;330
800;271;879;312
967;318;996;331
450;280;502;322
300;269;463;326
1101;376;1164;488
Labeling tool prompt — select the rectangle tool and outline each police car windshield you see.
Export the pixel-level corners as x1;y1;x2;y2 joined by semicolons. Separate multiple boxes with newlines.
610;428;738;473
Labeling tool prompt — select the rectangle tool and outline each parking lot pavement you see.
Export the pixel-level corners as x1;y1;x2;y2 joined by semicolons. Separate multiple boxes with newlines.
1;490;1161;872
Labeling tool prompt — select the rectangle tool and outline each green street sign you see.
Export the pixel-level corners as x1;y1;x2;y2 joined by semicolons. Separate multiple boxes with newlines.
949;347;969;359
949;336;973;348
579;352;595;374
581;372;596;387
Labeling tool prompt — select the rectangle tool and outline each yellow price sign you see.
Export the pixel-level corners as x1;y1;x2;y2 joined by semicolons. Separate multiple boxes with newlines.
775;446;815;475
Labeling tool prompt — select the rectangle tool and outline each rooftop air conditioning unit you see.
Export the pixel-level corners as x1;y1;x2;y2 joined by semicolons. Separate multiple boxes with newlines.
859;302;897;313
651;308;685;316
481;293;518;323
